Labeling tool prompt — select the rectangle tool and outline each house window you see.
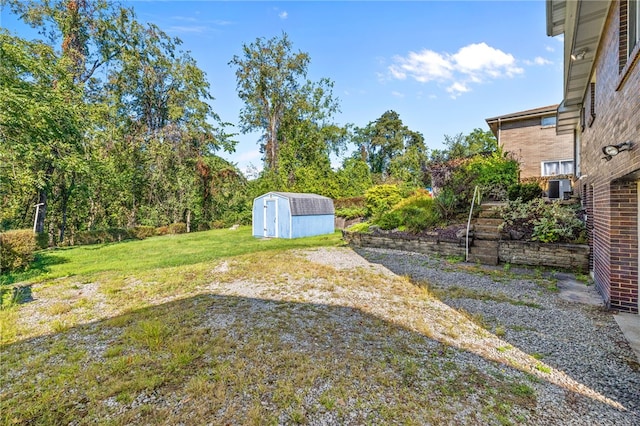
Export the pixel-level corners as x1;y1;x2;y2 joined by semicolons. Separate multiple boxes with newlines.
621;0;640;71
630;0;639;56
541;116;556;127
542;160;574;176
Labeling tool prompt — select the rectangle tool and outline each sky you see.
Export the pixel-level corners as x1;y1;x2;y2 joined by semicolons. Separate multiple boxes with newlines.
1;1;565;175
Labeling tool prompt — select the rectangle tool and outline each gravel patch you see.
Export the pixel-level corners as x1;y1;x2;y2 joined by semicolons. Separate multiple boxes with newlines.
4;246;640;425
353;247;640;425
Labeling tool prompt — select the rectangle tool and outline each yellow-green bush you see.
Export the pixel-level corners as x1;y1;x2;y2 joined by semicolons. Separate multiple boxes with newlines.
376;189;441;232
130;226;156;239
168;222;188;234
365;184;402;219
0;230;37;273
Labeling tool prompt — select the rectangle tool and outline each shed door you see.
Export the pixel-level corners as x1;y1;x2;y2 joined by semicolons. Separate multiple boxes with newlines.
264;199;277;237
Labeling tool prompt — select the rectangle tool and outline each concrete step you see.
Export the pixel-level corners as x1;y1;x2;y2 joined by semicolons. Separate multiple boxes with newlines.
474;218;504;227
475;224;501;233
468;253;499;266
473;231;502;241
471;240;499;249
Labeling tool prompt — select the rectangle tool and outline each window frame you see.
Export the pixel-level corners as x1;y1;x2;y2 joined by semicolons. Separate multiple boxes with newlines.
541;159;574;177
629;0;639;57
540;115;557;127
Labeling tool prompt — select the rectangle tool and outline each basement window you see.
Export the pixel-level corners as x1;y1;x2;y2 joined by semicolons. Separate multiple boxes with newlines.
541;116;557;127
542;160;574;176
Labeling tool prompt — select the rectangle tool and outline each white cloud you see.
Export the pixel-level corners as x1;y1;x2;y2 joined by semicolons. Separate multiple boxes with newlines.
523;56;553;66
279;11;288;19
391;91;405;98
389;50;452;82
167;25;210;34
545;45;555;52
388;42;524;98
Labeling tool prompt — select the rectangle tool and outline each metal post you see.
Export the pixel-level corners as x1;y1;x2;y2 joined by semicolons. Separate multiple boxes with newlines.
33;203;44;233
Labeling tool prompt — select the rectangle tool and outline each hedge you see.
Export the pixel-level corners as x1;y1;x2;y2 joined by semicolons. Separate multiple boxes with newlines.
0;230;37;273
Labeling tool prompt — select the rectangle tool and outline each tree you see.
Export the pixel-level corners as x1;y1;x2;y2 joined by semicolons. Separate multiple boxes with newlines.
355;110;427;183
230;33;339;173
2;1;237;242
0;31;85;238
434;128;498;161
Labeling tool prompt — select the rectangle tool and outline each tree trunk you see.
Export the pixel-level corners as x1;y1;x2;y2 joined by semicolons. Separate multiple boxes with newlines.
186;209;191;233
35;190;47;234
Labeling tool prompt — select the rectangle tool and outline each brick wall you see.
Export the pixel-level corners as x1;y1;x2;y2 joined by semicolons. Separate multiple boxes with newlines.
500;120;574;179
608;182;639;311
579;1;640;313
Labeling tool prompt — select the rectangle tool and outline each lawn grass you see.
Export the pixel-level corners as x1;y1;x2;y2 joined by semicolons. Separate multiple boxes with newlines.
1;227;343;285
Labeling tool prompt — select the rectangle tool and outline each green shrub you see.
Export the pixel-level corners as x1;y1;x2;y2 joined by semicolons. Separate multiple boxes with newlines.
346;222;371;233
499;198;585;243
197;222;211;231
0;230;37;273
365;185;402;219
210;220;226;230
35;232;49;249
434;188;459;222
168;222;188;234
465;154;519;201
508;183;543;202
155;226;169;236
375;189;441;232
376;210;402;230
73;228;132;245
130;226;156;240
334;196;366;210
335;207;367;220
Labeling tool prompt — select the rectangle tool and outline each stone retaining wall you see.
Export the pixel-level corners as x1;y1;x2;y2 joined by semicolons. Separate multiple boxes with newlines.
498;241;589;272
343;231;590;271
342;231;465;258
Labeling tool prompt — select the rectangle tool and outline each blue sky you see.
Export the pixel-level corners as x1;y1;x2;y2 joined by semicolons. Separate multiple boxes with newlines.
1;1;564;174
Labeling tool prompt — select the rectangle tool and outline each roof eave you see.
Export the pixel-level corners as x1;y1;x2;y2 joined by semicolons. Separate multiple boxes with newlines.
546;0;567;36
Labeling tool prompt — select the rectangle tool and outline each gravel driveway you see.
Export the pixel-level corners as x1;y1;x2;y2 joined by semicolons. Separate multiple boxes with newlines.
3;245;640;425
352;247;640;425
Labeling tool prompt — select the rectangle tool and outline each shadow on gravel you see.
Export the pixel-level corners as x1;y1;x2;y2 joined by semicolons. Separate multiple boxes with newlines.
354;247;640;423
3;247;640;425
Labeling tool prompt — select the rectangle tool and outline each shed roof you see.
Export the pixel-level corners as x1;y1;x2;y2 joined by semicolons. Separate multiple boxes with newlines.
270;192;335;216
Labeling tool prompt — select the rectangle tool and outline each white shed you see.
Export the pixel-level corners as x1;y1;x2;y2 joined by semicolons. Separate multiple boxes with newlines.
252;192;335;239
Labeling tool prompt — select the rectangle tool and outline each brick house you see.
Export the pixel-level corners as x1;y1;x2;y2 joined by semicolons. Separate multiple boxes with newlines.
547;0;639;313
485;105;575;182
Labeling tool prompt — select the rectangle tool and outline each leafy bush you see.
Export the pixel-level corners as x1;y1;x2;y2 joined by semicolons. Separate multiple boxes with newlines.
334;196;366;210
431;154;519;217
335;207;367;219
35;232;49;249
210;220;226;229
375;190;441;232
155;226;169;236
365;185;402;219
508;183;543;202
346;222;371;233
168;223;188;234
434;188;459;223
73;228;132;245
130;226;156;240
499;198;585;243
0;230;37;273
465;154;518;201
